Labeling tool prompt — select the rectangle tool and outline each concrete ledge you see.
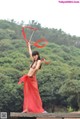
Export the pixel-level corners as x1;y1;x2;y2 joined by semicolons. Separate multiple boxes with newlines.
10;112;80;119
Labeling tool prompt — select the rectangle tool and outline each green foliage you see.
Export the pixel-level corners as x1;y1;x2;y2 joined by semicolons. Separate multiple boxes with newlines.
0;73;23;111
67;106;74;112
59;79;80;110
0;20;22;40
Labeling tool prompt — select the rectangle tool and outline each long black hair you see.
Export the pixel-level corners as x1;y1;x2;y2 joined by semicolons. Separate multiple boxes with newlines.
31;51;41;69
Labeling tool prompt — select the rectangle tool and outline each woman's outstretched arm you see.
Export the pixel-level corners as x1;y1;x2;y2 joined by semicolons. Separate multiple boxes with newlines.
27;41;33;60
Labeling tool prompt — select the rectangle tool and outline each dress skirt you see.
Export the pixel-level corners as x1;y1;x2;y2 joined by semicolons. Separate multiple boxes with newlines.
18;75;44;113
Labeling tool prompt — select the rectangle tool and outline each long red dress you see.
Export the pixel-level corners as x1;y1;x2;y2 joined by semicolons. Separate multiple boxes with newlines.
18;74;44;113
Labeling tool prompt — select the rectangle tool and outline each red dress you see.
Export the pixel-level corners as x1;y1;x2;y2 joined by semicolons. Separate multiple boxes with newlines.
18;74;44;113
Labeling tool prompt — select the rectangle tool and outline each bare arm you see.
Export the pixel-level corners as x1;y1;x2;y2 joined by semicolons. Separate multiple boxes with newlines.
27;41;33;60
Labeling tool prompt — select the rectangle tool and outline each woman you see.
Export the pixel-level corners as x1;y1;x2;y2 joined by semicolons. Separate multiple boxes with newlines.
18;41;46;113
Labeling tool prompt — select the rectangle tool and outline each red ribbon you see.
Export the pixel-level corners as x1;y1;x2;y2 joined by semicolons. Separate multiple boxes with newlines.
22;26;48;48
23;26;38;31
33;38;48;48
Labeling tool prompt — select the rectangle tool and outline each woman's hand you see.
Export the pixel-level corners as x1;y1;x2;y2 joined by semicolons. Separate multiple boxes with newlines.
27;41;31;47
41;58;51;64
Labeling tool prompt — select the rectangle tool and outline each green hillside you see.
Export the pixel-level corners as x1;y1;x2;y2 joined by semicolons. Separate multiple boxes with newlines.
0;20;80;112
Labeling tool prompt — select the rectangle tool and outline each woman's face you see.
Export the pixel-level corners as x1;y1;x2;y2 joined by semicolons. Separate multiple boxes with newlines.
33;55;38;61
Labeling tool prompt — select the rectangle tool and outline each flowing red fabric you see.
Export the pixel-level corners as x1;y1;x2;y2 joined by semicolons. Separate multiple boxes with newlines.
22;26;48;48
33;38;48;48
18;75;44;113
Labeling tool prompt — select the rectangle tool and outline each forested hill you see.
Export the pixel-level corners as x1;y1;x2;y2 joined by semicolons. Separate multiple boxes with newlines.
0;19;80;112
0;19;80;47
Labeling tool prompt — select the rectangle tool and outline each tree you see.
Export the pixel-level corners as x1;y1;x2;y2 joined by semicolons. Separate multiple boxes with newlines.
59;79;80;110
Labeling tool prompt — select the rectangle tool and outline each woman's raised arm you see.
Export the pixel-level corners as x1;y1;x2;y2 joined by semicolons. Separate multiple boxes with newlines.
27;41;33;60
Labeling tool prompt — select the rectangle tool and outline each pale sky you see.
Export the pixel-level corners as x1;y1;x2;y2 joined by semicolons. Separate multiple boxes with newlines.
0;0;80;36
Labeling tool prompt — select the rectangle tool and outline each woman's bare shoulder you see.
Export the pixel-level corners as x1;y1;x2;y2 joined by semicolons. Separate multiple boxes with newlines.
37;60;41;64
